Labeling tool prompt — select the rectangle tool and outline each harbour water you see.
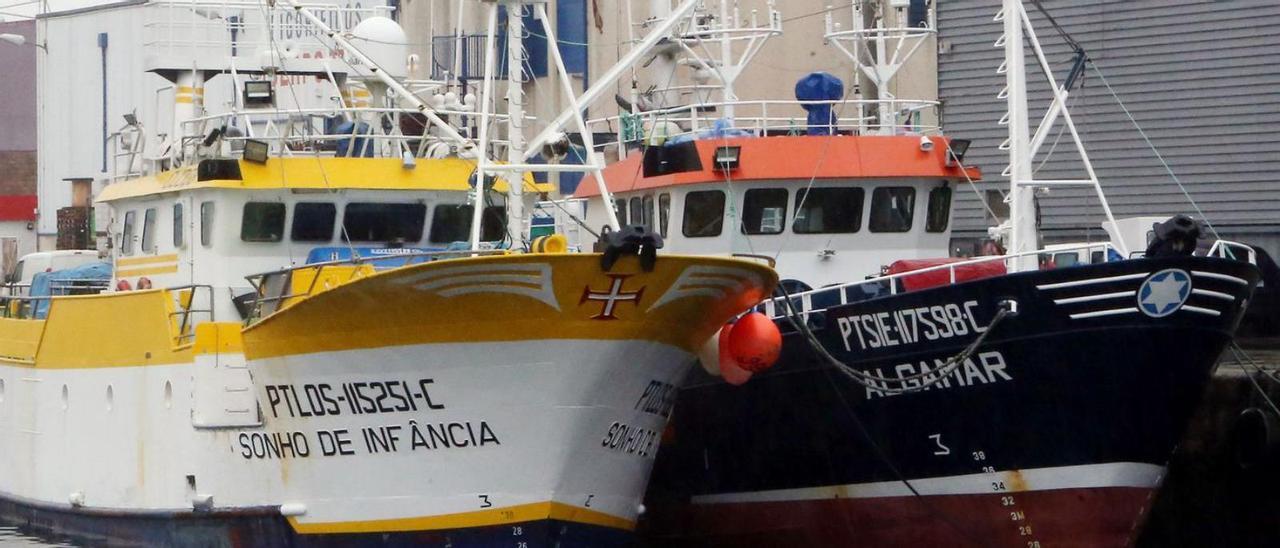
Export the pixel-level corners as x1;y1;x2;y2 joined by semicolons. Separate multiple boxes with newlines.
0;526;78;547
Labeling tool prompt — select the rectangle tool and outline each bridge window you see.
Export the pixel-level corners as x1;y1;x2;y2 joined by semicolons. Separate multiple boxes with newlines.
241;202;286;242
172;203;184;248
291;202;337;242
658;193;671;237
343;203;427;243
614;198;627;223
629;197;644;226
141;208;157;253
926;186;952;233
200;202;214;247
742;188;788;235
682;190;725;238
869;187;915;233
643;195;655;229
794;187;863;234
121;211;136;255
429;204;505;244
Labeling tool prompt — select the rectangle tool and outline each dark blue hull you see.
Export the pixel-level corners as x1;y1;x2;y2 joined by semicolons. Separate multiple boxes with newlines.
0;495;632;547
643;256;1259;547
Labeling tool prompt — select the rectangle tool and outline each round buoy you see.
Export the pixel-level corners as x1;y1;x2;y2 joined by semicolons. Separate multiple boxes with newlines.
137;277;153;290
115;279;132;292
719;326;752;386
727;312;782;373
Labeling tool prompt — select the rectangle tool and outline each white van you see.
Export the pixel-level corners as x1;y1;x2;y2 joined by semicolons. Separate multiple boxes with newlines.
7;250;102;286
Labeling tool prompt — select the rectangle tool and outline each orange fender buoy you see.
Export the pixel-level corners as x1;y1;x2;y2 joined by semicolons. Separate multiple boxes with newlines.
727;312;782;373
115;279;132;291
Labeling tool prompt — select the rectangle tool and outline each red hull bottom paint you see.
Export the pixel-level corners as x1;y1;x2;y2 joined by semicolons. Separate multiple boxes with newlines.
643;487;1157;548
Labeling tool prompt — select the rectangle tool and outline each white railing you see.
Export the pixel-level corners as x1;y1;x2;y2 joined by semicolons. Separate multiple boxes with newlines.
1206;239;1257;264
763;242;1118;320
764;238;1259;321
588;98;941;155
173;106;525;164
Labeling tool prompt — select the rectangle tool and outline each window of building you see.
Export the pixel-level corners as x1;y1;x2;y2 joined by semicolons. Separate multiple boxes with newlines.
200;201;214;247
172;203;184;248
343;203;427;243
141;208;157;253
291;202;337;242
869;187;916;233
241;202;286;242
682;190;726;238
658;193;671;237
121;211;136;255
741;188;788;235
793;187;864;234
428;204;505;243
926;186;952;233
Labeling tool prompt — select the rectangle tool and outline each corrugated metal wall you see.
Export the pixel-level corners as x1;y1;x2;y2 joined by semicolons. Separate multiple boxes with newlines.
937;0;1280;249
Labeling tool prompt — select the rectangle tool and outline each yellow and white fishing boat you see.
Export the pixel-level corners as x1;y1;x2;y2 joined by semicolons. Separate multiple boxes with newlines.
0;1;775;545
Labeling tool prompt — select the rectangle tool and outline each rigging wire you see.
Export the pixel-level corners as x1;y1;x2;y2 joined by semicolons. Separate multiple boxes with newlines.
1089;63;1220;239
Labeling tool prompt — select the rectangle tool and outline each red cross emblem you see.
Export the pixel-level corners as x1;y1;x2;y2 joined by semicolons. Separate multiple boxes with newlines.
580;275;645;320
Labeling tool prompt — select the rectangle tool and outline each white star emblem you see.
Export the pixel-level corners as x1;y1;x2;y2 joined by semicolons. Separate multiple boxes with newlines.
1138;269;1191;317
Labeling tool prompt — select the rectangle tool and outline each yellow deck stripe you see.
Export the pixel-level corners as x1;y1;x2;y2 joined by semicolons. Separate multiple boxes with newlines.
287;501;634;535
116;264;179;277
117;253;179;267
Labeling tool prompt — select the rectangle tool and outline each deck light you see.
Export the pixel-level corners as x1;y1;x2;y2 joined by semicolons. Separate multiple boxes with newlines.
946;138;972;166
919;135;935;152
243;139;270;164
243;80;275;107
713;146;741;172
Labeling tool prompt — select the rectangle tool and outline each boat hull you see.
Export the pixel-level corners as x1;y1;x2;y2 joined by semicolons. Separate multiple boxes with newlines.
643;256;1258;547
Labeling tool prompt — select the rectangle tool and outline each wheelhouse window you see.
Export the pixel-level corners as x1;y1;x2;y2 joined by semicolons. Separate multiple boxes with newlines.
643;195;655;230
141;208;157;253
200;201;214;247
343;203;427;243
429;204;505;243
742;188;788;235
241;202;286;242
121;211;136;255
614;199;627;223
794;187;864;234
629;197;644;226
172;203;184;248
658;193;671;237
926;186;952;233
869;187;916;233
291;202;337;242
682;190;726;238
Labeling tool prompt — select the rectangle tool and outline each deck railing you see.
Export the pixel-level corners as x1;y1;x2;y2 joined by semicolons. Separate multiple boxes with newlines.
761;240;1257;322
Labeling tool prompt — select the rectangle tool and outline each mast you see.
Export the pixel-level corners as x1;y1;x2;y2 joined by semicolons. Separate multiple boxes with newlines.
1002;0;1038;272
505;2;526;246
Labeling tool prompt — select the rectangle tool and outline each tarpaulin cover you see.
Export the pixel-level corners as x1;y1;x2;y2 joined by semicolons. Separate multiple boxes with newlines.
30;261;111;318
795;72;844;136
887;258;1007;292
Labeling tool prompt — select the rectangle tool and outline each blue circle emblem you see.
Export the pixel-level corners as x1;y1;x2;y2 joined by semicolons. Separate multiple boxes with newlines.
1137;269;1192;318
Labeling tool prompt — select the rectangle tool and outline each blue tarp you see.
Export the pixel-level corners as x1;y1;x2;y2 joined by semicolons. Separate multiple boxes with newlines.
795;72;844;136
30;261;111;318
668;118;755;144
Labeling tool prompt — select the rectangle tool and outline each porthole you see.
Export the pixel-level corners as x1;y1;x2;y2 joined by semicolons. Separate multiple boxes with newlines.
164;381;173;409
106;385;114;412
61;385;69;410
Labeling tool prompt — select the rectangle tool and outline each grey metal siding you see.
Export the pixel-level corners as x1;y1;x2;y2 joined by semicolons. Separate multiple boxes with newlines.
937;0;1280;246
